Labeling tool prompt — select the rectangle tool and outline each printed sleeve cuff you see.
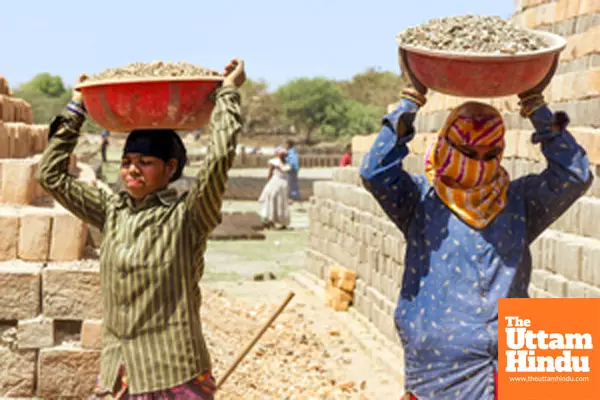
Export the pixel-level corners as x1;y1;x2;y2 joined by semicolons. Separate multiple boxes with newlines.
48;109;85;140
211;85;240;102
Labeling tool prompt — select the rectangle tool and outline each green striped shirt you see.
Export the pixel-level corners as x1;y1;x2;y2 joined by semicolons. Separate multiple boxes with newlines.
37;86;242;394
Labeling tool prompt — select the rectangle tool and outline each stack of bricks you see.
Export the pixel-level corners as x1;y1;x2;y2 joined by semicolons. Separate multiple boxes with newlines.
0;76;50;160
326;265;357;311
0;76;103;399
189;153;342;169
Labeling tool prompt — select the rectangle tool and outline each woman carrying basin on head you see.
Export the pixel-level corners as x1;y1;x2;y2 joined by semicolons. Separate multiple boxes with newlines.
37;59;247;399
361;51;592;400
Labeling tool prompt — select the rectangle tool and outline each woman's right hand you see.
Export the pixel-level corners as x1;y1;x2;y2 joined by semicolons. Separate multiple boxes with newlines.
223;59;246;88
399;49;427;96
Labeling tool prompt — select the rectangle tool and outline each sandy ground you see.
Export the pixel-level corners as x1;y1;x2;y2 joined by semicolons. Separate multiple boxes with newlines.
197;201;404;399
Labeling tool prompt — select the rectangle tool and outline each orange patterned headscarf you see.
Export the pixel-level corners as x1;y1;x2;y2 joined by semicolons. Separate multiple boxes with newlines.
424;102;510;229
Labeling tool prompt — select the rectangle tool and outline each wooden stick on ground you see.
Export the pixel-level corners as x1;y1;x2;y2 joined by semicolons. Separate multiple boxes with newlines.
216;291;296;391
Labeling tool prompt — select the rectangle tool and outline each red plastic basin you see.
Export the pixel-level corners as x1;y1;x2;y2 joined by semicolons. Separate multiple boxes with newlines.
76;76;224;132
397;30;567;98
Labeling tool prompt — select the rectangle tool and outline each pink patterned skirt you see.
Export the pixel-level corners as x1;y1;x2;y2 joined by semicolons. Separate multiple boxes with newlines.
89;363;216;400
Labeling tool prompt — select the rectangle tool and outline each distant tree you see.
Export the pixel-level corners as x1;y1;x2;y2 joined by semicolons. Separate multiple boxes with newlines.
275;78;346;143
18;73;67;98
14;74;102;133
339;67;406;111
320;100;381;139
239;78;284;135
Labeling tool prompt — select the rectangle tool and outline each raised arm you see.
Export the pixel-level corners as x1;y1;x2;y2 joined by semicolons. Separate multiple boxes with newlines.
36;77;108;230
185;59;245;234
522;105;592;242
360;95;428;235
513;59;593;242
361;50;431;234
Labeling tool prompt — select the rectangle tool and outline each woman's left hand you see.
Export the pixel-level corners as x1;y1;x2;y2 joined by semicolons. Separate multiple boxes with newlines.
518;55;558;99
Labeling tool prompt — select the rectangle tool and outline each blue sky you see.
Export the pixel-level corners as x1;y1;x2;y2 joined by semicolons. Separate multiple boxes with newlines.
0;0;514;90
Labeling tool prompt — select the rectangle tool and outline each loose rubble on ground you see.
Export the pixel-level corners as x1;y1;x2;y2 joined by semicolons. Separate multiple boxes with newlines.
397;14;549;54
87;61;222;82
203;289;374;399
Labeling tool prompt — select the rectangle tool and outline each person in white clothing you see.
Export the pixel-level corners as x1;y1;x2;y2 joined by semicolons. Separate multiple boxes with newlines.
258;146;291;229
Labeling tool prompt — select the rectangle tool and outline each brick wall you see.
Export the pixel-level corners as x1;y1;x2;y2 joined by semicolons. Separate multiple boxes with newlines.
188;153;342;169
0;77;103;399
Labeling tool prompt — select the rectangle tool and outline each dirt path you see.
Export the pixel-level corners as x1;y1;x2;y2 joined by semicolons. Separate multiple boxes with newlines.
199;199;404;399
202;280;403;399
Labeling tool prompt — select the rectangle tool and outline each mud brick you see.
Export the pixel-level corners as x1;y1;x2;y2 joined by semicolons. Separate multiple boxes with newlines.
49;212;88;261
529;237;543;269
531;268;552;289
18;208;52;261
382;236;394;258
316;259;327;280
551;200;581;235
17;315;54;349
540;230;560;273
580;197;600;239
383;276;395;301
364;247;378;274
567;281;589;298
0;262;41;320
358;261;372;285
43;263;102;320
554;0;579;21
362;293;374;321
370;304;381;330
536;290;555;298
353;291;363;313
534;1;556;25
581;240;600;287
545;274;569;297
81;319;103;350
394;237;407;263
326;281;353;311
579;0;600;15
355;278;367;296
0;122;8;158
357;243;368;264
313;181;329;198
375;287;388;310
382;256;393;278
37;346;101;399
329;265;358;293
390;259;404;284
585;285;600;298
528;285;540;298
347;187;362;209
555;237;584;281
0;209;19;261
0;347;36;397
1;159;37;204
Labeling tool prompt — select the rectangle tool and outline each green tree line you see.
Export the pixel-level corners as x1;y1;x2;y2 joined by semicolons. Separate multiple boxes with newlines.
14;69;406;143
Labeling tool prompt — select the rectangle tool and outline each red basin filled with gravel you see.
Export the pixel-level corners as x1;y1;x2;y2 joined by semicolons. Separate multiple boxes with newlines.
396;16;567;98
76;62;224;131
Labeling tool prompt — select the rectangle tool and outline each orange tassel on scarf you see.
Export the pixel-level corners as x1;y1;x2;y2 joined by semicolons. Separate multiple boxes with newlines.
424;102;510;229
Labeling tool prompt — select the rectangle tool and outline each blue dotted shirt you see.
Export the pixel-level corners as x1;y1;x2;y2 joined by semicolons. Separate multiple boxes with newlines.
360;99;592;399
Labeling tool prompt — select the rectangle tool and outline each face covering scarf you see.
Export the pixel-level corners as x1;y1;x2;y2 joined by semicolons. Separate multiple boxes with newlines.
424;102;510;229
